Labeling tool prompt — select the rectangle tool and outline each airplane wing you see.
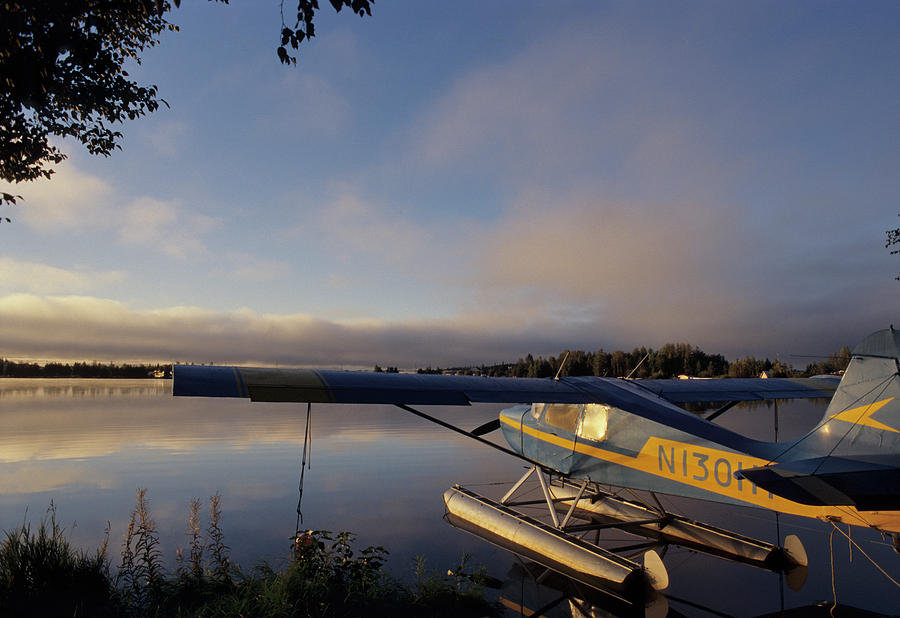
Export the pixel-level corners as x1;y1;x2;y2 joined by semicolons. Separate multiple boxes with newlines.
173;365;838;406
174;365;606;404
629;376;839;403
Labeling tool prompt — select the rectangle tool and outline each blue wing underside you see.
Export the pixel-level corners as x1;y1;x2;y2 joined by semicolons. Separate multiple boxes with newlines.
173;364;837;406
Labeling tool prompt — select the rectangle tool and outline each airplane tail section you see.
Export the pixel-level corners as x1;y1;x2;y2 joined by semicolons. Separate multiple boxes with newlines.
813;327;900;453
738;327;900;509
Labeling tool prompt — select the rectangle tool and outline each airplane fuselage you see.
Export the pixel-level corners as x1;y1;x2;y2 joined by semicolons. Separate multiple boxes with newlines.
498;381;900;533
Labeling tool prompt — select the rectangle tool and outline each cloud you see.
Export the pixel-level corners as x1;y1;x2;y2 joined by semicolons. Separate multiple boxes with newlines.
430;177;897;357
0;258;125;295
8;164;115;232
473;193;727;300
118;196;218;258
0;293;553;366
311;189;433;266
2;160;220;259
0;289;893;369
1;8;896;367
381;18;900;357
462;187;748;330
403;25;663;186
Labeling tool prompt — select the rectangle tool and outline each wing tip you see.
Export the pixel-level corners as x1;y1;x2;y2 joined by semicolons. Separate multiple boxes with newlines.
173;365;244;398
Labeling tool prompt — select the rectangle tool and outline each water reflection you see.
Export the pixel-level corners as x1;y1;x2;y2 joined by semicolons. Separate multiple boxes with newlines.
499;561;882;618
0;378;170;401
499;561;668;618
1;380;899;615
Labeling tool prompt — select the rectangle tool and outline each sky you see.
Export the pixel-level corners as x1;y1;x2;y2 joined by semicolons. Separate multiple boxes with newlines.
1;1;899;368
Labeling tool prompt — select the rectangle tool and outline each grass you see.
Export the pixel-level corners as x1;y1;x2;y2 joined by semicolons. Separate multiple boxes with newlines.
0;503;119;616
0;491;499;617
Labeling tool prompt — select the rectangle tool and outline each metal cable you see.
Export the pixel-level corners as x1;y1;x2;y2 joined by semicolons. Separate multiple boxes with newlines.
295;401;312;532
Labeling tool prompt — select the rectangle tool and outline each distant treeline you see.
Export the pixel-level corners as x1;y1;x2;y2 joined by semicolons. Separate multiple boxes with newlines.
0;360;173;378
2;343;854;381
404;344;853;380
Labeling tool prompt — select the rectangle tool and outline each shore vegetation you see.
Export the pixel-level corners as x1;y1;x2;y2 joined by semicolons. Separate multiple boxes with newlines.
0;491;497;617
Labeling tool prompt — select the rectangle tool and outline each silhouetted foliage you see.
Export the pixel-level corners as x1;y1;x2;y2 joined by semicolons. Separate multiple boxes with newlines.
0;359;171;378
888;213;900;280
1;0;374;214
0;503;120;617
391;342;851;380
727;356;756;379
474;345;732;379
803;345;852;376
1;2;177;208
277;0;373;66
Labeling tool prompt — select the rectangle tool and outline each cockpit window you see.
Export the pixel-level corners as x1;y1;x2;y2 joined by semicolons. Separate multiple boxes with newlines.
543;403;581;432
577;403;609;442
530;403;545;420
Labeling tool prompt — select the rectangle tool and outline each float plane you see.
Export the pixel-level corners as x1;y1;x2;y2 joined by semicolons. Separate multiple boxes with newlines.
173;327;900;603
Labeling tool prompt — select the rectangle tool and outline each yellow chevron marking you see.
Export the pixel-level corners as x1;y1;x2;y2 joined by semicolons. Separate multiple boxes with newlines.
829;398;897;433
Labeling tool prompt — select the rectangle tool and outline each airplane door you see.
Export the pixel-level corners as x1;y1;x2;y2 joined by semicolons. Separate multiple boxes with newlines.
523;403;581;475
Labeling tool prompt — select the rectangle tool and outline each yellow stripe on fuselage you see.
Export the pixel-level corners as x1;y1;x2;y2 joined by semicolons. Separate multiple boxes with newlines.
501;415;900;533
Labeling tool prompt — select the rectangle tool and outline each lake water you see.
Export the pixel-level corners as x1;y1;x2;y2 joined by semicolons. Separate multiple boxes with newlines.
2;379;900;616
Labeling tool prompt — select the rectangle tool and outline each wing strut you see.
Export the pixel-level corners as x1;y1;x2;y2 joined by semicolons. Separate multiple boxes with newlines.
394;404;541;467
471;418;501;436
706;400;739;422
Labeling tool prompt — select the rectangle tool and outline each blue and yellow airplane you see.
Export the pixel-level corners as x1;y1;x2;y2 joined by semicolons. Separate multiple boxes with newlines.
174;327;900;594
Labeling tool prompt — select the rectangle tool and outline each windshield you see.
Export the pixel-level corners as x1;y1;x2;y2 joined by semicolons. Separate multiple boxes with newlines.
542;403;581;432
577;403;609;441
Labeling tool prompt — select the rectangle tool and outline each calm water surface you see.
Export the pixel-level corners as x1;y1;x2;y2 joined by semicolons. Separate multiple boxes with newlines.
2;379;899;616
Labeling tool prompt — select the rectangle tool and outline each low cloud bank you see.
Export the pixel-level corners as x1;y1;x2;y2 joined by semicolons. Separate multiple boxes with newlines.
0;292;894;369
0;294;565;367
